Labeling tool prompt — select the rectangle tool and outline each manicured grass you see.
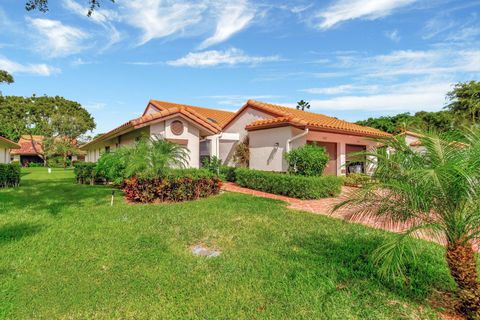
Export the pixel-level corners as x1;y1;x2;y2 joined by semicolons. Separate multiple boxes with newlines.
0;168;457;319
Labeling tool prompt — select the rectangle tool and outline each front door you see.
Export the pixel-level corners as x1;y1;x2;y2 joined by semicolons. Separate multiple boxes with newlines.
308;141;337;175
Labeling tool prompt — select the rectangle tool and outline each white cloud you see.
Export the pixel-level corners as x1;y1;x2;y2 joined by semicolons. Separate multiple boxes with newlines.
120;0;207;45
307;81;451;112
63;0;122;49
199;0;255;49
167;48;281;67
301;84;379;95
28;18;89;57
0;56;60;76
314;0;417;29
385;29;400;42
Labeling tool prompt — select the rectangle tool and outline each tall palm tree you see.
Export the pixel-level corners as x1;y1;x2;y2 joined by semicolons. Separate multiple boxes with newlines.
336;129;480;319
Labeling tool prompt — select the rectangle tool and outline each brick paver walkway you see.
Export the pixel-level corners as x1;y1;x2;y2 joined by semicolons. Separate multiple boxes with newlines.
222;182;479;251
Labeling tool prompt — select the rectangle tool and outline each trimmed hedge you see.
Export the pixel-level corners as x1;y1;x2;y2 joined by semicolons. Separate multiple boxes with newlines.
74;162;104;185
0;163;21;188
235;168;342;199
219;166;237;182
122;169;222;203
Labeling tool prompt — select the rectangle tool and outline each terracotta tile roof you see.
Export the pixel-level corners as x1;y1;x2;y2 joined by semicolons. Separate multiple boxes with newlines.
0;136;20;149
149;100;235;128
243;100;390;137
80;102;225;150
11;135;44;155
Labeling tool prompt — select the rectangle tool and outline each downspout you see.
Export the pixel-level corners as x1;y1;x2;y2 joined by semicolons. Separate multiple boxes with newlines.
286;128;309;153
216;133;223;158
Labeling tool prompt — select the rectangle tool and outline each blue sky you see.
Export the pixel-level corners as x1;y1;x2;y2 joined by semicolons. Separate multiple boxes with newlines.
0;0;479;134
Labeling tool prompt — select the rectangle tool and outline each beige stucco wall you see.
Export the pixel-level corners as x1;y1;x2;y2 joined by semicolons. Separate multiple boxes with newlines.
249;126;298;172
85;117;202;168
0;147;9;164
220;107;273;166
249;127;378;175
306;131;378;175
85;127;150;162
164;117;200;168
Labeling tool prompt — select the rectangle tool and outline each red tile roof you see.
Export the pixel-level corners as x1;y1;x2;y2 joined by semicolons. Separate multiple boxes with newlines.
240;100;390;137
10;135;44;155
0;136;20;149
80;102;227;149
149;100;235;128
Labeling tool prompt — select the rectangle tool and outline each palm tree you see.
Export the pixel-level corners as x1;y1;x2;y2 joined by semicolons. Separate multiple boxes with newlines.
296;100;311;111
336;129;480;319
123;135;190;178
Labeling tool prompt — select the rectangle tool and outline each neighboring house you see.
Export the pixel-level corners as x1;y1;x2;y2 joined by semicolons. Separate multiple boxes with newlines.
10;135;45;166
398;131;426;152
11;135;84;166
80;99;390;176
0;136;20;164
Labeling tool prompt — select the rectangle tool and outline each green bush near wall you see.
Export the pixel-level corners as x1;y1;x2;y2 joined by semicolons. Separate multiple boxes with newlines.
0;163;21;188
235;168;342;199
73;162;104;185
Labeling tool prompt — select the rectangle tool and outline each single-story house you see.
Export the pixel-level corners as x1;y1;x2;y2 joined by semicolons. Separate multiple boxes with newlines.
11;135;45;166
80;99;390;176
0;136;20;164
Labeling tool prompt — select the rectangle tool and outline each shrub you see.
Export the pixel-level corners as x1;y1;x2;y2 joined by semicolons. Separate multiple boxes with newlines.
28;162;44;168
235;168;342;199
220;166;237;182
96;151;128;185
73;162;104;185
202;156;222;175
343;173;371;187
47;156;70;168
122;169;222;203
285;143;329;176
0;163;21;188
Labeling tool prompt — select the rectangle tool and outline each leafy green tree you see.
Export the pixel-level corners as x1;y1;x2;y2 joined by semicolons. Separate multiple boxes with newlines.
447;80;480;125
0;70;14;85
25;0;115;16
336;129;480;319
0;95;95;142
0;70;14;96
296;100;310;111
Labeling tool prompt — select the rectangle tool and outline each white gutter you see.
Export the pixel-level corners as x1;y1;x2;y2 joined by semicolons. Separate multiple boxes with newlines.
286;128;309;153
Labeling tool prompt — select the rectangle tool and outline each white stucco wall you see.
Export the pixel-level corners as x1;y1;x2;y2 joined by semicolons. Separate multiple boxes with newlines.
220;107;273;166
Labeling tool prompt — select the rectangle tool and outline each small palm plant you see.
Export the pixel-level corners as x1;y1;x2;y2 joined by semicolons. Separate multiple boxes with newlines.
335;129;480;319
123;135;190;178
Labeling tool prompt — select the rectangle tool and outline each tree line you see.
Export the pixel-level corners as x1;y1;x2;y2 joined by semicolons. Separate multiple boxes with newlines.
355;81;480;135
0;71;95;167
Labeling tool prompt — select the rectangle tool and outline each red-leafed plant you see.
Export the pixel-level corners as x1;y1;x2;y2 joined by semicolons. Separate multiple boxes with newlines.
122;169;222;203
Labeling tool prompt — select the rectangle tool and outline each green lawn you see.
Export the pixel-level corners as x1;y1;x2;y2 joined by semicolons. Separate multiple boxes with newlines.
0;168;457;319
